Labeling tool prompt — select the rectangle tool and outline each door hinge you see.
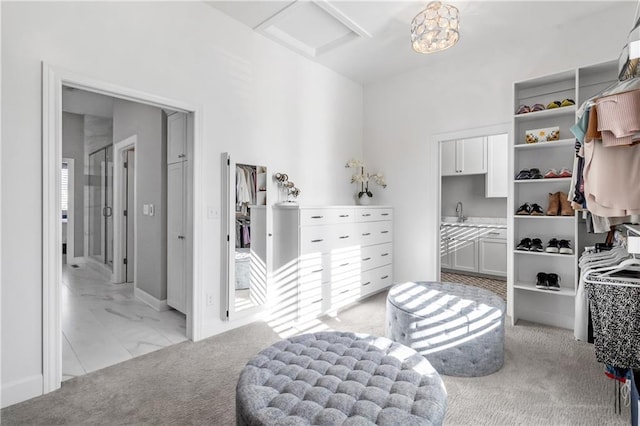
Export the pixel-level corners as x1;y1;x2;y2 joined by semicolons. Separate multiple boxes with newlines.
123;209;127;217
124;161;128;169
226;310;229;318
123;258;127;265
227;234;229;242
227;158;230;166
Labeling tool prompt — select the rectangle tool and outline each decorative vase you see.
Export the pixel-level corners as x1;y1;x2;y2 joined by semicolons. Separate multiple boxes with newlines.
357;193;372;205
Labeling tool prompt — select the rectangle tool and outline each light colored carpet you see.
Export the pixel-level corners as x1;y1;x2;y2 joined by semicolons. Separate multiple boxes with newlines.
1;291;629;425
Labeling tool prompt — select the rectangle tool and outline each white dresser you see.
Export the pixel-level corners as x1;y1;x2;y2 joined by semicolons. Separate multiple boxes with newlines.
273;205;393;322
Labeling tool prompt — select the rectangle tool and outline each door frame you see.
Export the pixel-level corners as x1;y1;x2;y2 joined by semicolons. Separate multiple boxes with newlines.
42;63;204;394
62;158;74;265
113;136;137;284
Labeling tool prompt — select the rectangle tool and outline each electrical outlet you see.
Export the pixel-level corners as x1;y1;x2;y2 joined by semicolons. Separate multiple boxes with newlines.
206;293;214;306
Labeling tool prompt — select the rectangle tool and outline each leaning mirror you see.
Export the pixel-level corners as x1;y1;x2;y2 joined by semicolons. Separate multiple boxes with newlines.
222;153;268;320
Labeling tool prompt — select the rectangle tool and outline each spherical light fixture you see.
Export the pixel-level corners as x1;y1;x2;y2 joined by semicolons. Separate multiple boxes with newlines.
411;1;460;54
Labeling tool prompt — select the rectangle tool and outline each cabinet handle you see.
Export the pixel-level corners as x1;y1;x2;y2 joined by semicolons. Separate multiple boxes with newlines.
339;235;350;239
362;232;371;236
178;235;185;240
362;213;371;217
178;153;186;158
381;213;389;216
311;215;323;219
488;232;500;236
312;298;323;304
339;214;350;218
362;257;372;261
311;268;323;273
381;253;389;257
340;289;350;294
362;281;371;286
381;275;389;279
381;231;389;234
311;239;324;243
340;262;349;267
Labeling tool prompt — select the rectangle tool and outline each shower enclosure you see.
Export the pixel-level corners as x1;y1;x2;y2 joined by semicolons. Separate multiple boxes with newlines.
87;145;114;270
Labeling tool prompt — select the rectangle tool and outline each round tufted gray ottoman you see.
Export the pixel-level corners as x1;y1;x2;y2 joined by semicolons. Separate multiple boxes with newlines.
386;281;505;377
236;331;447;425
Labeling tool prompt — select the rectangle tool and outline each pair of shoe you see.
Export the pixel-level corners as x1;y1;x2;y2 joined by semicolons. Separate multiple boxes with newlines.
547;191;573;216
536;272;561;291
516;237;543;252
516;202;544;216
515;168;543;180
543;168;572;179
546;99;575;109
546;238;573;254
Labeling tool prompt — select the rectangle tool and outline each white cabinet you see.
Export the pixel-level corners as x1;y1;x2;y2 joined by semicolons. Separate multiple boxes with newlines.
167;112;187;164
273;205;393;323
509;60;617;330
478;228;507;277
485;134;508;198
441;137;487;176
441;224;506;277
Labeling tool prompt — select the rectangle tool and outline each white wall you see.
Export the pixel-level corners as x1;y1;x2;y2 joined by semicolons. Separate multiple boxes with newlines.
441;176;507;219
62;112;85;258
363;2;635;284
1;1;362;406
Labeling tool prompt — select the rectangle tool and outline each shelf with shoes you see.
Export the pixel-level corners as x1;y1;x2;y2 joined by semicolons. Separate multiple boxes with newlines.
509;60;618;331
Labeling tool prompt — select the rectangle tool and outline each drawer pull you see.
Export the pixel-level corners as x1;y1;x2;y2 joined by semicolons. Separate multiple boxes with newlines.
340;262;349;267
362;213;371;217
362;232;371;236
339;235;350;239
311;268;323;273
381;275;389;280
381;213;389;216
311;239;324;243
339;214;350;218
312;299;323;304
488;232;500;236
340;289;350;294
362;257;372;261
363;281;371;286
381;231;389;234
311;215;324;219
381;253;389;257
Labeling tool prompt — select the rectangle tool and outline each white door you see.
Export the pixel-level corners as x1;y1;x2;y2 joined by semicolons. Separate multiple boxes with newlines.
167;112;187;164
459;137;486;175
452;237;478;272
440;227;451;268
167;161;186;313
478;238;507;277
486;134;508;197
125;149;135;282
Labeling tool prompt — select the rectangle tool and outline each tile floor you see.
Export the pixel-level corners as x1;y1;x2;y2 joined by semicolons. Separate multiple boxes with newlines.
441;271;507;300
62;262;187;381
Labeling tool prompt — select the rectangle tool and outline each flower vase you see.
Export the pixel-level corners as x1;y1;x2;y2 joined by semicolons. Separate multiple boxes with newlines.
357;193;372;205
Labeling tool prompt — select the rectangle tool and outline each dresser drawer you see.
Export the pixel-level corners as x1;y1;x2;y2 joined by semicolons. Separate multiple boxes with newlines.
360;243;392;272
360;265;393;296
300;207;355;226
299;225;333;254
356;208;393;222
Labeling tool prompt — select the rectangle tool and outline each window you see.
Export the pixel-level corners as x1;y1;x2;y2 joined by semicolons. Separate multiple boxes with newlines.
61;163;68;213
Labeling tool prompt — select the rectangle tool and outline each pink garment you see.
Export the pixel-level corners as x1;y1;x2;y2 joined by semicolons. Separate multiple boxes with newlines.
583;139;640;216
596;90;640;147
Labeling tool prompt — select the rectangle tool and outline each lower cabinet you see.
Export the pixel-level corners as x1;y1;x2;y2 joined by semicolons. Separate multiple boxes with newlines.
274;205;393;323
441;224;506;278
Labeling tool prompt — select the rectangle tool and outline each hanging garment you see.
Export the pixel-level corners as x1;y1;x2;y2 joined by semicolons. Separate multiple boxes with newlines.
596;89;640;147
584;273;640;368
236;166;252;208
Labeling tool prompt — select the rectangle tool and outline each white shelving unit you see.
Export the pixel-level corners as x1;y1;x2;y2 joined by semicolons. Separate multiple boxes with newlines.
508;60;618;330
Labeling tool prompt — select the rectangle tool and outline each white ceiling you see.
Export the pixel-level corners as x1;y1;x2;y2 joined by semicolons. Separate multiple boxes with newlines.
207;1;638;85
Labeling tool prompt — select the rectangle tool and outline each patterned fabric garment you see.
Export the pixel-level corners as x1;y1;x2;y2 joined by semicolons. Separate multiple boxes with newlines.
584;274;640;368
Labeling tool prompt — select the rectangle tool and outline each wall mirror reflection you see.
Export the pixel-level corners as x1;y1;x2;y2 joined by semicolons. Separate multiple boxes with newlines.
222;153;268;320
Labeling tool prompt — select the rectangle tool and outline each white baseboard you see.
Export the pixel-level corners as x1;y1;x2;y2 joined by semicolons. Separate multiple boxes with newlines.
1;374;43;408
135;287;170;312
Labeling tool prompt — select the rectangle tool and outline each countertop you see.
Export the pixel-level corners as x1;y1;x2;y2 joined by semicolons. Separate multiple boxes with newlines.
441;217;507;229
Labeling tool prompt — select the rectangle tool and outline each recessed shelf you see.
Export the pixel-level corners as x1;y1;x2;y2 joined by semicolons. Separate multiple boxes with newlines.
514;177;572;184
514;139;574;150
513;250;575;258
514;282;576;296
513;106;576;122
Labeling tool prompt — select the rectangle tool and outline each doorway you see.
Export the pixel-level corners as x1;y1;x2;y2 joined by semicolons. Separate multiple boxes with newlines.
43;64;202;393
87;145;114;270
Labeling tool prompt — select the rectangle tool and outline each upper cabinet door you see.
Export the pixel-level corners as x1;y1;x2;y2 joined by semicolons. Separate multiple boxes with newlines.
440;139;458;176
458;137;486;175
167;112;187;164
486;133;508;198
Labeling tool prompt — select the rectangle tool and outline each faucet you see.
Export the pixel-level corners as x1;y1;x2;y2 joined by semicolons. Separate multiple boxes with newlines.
456;201;467;223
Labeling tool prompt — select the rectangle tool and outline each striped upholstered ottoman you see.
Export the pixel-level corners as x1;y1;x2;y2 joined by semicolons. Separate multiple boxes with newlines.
236;331;447;425
386;281;505;377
